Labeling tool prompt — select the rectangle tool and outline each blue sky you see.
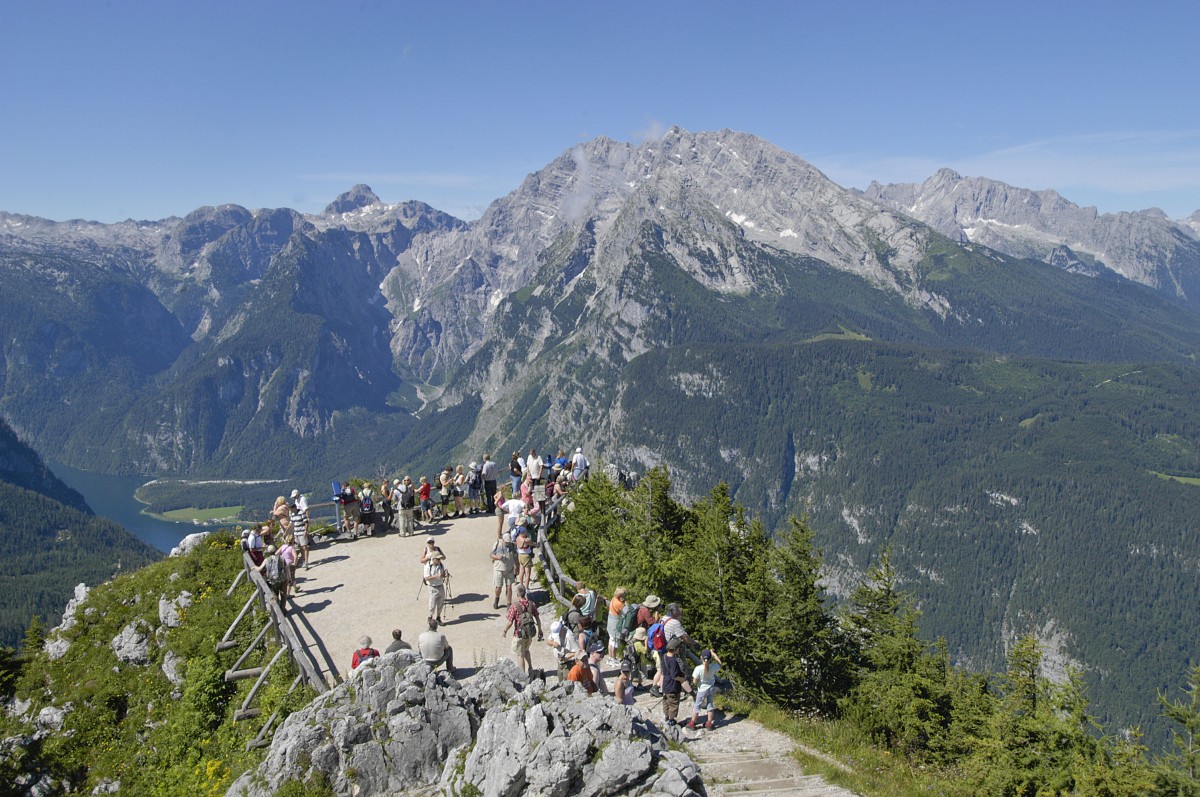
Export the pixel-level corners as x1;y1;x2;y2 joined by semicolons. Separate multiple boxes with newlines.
2;0;1198;223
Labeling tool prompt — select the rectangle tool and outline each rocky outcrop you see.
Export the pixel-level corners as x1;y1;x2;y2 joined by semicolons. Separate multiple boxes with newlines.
170;532;212;558
227;655;705;797
157;591;192;628
110;619;152;665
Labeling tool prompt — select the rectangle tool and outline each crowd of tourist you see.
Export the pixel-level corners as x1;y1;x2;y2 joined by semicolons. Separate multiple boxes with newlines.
235;443;722;732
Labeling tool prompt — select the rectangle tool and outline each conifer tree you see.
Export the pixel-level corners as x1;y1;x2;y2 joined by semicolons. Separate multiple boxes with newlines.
839;549;950;757
1157;664;1200;795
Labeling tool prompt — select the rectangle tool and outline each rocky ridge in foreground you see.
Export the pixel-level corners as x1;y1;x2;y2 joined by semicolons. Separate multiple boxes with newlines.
228;655;705;797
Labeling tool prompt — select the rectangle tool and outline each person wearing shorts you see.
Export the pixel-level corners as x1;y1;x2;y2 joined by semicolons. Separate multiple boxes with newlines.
490;533;517;609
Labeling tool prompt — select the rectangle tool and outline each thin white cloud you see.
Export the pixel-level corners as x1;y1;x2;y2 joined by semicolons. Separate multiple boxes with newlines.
633;119;667;143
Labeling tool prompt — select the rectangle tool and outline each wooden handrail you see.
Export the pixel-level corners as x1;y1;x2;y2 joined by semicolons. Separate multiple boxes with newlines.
241;552;329;694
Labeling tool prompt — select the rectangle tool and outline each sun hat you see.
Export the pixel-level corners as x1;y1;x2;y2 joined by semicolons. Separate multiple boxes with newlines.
620;660;631;672
643;594;662;609
633;627;648;641
667;637;682;652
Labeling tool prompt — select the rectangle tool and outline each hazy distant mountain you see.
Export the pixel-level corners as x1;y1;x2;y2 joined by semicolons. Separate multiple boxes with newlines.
862;169;1200;306
2;127;1199;737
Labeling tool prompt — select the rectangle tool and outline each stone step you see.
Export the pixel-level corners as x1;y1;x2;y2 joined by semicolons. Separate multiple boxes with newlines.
701;759;801;781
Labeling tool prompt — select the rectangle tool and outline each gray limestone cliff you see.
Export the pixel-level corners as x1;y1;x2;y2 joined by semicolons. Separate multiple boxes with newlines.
227;655;705;797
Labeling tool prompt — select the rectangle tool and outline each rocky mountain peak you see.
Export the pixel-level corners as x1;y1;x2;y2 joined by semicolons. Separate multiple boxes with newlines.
323;184;382;215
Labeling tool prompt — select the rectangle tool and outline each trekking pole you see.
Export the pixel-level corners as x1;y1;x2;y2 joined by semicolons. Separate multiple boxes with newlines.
416;580;425;600
445;573;454;600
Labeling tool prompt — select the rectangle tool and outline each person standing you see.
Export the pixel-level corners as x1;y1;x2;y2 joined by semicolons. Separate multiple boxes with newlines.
278;535;299;597
688;649;722;730
502;584;543;677
481;454;498;513
509;452;523;495
397;476;417;536
663;603;696;650
422;544;449;626
660;638;692;727
466;462;482;514
417;617;454;674
606;587;627;663
380;479;396;530
290;489;308;514
453;465;467;517
289;498;311;570
418;476;434;523
490;532;517;609
527;447;543;485
514;527;535;590
571;447;588;482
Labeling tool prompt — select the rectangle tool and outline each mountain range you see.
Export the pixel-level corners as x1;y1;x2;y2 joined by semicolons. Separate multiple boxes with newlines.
1;126;1198;739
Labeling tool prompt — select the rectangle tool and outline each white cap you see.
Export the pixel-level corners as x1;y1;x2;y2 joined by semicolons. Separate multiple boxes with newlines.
576;447;582;453
291;489;300;498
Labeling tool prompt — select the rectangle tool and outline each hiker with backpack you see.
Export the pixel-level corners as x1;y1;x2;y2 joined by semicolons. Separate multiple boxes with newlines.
359;486;377;536
350;635;380;673
397;476;417;536
256;545;287;604
466;462;483;514
337;481;361;537
421;540;449;626
502;584;543;677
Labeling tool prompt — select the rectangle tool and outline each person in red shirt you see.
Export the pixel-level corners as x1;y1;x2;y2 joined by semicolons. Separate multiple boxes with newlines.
350;635;380;672
418;476;434;523
502;584;543;676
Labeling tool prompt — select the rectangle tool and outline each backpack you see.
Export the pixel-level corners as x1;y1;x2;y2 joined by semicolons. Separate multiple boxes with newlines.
339;485;357;504
614;603;640;644
517;601;539;639
468;469;482;490
360;494;374;514
351;647;378;669
263;555;284;587
648;621;667;652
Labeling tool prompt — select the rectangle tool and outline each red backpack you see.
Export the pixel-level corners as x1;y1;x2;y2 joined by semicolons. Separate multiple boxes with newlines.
647;621;667;652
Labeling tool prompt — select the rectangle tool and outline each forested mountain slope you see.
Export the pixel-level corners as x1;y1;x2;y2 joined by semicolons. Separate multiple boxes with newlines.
0;421;159;647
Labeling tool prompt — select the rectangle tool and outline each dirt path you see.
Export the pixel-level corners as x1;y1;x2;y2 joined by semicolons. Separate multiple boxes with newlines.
288;512;860;796
289;512;561;683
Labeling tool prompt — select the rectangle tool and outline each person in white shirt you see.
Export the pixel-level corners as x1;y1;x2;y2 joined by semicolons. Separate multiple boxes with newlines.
527;447;544;485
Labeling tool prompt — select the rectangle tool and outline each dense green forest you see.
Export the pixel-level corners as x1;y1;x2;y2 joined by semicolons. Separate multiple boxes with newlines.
0;482;161;648
550;470;1200;793
609;339;1200;744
